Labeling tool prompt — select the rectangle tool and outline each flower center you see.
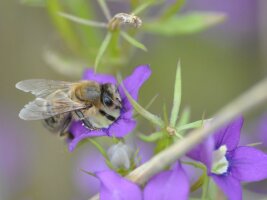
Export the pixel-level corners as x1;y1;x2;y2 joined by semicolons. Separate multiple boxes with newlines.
211;145;229;175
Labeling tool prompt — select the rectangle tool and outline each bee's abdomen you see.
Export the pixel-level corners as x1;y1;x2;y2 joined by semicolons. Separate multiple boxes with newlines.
42;113;72;136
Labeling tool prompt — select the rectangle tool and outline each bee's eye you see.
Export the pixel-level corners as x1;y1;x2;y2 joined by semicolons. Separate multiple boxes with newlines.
103;94;113;107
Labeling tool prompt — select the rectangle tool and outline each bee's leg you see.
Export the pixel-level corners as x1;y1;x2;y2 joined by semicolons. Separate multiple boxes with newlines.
74;110;94;130
59;113;72;137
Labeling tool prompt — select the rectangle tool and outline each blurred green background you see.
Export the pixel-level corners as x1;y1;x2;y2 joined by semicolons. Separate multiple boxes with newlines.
1;0;267;200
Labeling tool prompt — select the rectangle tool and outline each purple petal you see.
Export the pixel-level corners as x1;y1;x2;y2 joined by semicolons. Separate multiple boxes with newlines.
73;147;109;198
144;163;189;200
212;174;242;200
107;117;136;137
96;170;142;200
68;122;107;151
67;115;136;151
82;68;117;84
119;65;151;111
230;146;267;182
187;136;214;171
213;117;243;151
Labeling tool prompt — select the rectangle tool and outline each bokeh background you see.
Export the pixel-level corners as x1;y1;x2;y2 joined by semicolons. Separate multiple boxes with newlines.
1;0;267;200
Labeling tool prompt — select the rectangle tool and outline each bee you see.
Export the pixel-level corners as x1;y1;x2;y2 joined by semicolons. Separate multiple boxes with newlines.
108;13;142;30
16;79;122;137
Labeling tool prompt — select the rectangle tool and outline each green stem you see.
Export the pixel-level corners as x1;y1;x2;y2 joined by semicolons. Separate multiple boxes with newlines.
201;175;210;200
86;138;115;170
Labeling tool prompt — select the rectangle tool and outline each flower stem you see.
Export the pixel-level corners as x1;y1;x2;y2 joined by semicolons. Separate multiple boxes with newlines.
201;175;210;200
86;138;115;170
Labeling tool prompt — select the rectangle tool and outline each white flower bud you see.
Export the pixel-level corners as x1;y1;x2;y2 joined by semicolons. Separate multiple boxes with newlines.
107;142;136;170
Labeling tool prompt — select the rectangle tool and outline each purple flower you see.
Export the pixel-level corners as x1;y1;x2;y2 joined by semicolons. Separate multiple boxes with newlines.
95;163;189;200
68;65;151;151
188;117;267;200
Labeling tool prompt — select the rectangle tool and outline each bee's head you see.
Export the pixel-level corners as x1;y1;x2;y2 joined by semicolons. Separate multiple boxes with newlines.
101;83;122;111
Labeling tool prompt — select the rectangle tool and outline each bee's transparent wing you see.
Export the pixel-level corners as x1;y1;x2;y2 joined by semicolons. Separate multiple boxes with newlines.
16;79;73;98
16;79;86;120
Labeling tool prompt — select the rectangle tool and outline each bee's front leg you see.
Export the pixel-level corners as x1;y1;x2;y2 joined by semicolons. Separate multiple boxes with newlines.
74;110;94;130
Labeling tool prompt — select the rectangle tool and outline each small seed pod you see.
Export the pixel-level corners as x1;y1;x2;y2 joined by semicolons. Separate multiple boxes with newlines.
108;13;142;31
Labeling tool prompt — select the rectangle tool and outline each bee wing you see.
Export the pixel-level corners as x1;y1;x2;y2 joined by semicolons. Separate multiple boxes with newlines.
16;79;87;120
16;79;73;98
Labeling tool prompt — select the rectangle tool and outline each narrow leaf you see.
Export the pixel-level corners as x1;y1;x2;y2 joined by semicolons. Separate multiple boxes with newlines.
134;94;159;118
144;12;226;35
118;74;165;128
163;103;169;125
86;138;114;170
95;32;112;71
80;169;97;177
160;0;185;20
43;50;84;78
47;0;81;53
247;142;262;147
139;131;164;142
177;120;205;132
170;61;182;127
64;0;103;52
190;172;205;192
176;107;190;128
59;12;107;28
97;0;111;20
121;31;147;52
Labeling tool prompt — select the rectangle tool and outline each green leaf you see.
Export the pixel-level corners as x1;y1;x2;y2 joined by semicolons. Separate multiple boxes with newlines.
170;61;182;127
163;103;169;125
59;12;107;28
80;169;96;177
144;94;159;110
134;94;159;118
176;107;190;127
154;135;171;155
144;12;226;35
94;32;112;71
46;0;81;54
43;50;84;78
139;131;164;142
118;74;165;128
121;31;147;52
190;172;205;192
160;0;185;20
64;0;104;51
177;119;205;132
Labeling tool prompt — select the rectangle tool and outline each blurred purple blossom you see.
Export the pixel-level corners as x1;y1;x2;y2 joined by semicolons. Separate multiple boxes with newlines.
73;136;154;199
184;0;257;37
95;163;189;200
0;105;34;200
188;117;267;200
68;65;151;151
